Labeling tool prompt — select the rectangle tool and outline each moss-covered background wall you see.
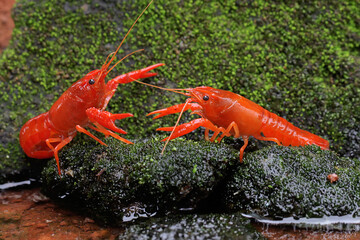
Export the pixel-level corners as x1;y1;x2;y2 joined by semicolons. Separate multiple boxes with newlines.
0;0;359;180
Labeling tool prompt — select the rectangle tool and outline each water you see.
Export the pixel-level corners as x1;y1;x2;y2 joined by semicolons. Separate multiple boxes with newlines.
122;204;157;222
0;180;32;190
243;213;360;231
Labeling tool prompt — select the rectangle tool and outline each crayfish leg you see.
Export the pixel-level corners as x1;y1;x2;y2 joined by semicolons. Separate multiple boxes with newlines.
90;122;133;145
256;136;281;145
76;125;107;146
204;128;210;141
239;136;249;163
46;136;74;176
216;121;240;143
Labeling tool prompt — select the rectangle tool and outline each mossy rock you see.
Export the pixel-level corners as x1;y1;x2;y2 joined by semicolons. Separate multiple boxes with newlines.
41;137;238;225
224;145;360;219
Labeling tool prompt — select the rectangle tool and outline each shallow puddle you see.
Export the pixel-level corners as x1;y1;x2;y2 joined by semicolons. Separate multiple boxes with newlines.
251;215;360;240
254;223;360;240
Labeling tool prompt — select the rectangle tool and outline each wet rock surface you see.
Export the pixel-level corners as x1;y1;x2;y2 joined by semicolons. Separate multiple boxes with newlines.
41;138;238;225
224;145;360;219
40;137;360;232
119;212;265;240
254;222;360;240
3;187;360;239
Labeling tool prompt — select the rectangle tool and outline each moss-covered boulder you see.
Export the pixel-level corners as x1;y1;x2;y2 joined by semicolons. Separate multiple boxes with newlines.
224;145;360;219
42;137;359;225
41;137;238;225
119;212;265;239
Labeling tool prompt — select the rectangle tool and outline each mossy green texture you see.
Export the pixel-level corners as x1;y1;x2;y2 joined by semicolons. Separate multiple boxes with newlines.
224;145;360;218
41;137;238;225
119;212;265;239
0;0;359;181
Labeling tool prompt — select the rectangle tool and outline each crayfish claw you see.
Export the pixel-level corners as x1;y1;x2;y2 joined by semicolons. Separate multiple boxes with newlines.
86;108;132;135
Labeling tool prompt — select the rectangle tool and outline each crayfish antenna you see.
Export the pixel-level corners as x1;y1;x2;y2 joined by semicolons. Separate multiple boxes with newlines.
106;49;144;75
133;79;193;155
103;0;154;70
103;52;116;66
134;80;190;96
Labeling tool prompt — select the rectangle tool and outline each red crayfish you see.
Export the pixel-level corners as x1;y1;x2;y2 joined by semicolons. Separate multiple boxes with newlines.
20;1;163;175
137;82;329;161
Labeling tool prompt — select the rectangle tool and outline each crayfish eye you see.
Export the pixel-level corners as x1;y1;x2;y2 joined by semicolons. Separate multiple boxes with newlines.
203;95;209;101
88;79;95;85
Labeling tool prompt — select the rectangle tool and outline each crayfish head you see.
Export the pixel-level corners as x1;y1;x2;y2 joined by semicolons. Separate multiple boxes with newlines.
49;68;107;129
189;86;235;119
82;68;107;92
66;69;107;106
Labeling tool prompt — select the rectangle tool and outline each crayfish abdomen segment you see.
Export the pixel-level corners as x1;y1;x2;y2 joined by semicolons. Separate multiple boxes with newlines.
20;112;57;159
258;110;329;149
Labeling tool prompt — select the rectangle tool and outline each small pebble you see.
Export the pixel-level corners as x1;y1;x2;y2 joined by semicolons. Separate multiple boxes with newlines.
36;223;48;229
59;221;68;226
89;229;110;240
72;219;79;225
84;217;95;224
327;173;339;183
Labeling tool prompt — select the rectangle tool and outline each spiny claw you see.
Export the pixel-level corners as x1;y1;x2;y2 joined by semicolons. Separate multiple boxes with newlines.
147;110;171;119
157;126;181;141
124;63;165;84
161;137;169;142
156;126;175;132
107;63;165;91
147;109;162;116
108;113;133;134
136;63;165;79
148;103;202;120
160;132;182;142
86;108;133;134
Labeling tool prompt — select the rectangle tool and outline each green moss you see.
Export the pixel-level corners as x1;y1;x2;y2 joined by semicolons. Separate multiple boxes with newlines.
0;141;28;182
1;0;359;181
41;137;238;225
224;145;360;218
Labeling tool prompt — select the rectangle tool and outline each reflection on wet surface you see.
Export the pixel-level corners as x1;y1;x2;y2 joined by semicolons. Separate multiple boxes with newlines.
245;213;360;231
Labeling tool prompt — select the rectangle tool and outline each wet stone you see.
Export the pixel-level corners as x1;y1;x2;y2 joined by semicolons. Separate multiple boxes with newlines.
59;221;67;226
89;229;111;240
118;212;265;240
35;222;48;229
224;145;360;220
41;138;238;225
